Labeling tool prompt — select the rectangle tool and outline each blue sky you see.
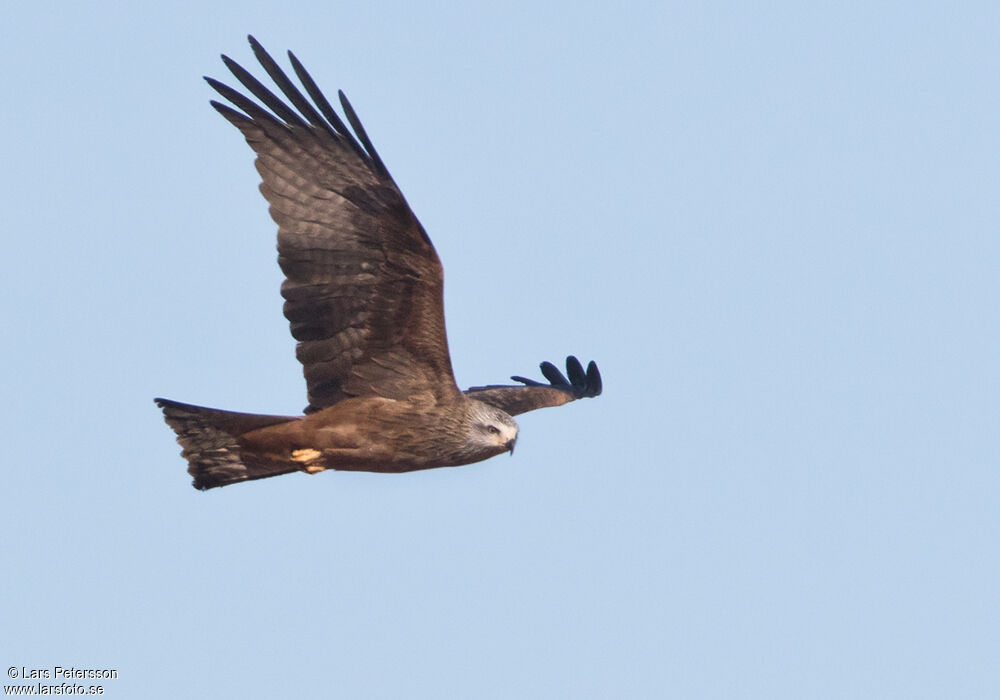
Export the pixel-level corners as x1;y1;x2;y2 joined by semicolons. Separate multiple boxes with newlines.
2;2;998;698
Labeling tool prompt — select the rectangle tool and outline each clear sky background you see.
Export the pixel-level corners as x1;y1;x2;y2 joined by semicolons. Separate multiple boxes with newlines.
2;2;998;698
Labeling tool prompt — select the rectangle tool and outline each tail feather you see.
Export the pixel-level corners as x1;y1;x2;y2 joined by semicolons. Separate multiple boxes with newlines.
154;398;298;490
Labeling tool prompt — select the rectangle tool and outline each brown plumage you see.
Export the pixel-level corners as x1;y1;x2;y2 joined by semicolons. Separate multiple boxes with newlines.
156;36;602;490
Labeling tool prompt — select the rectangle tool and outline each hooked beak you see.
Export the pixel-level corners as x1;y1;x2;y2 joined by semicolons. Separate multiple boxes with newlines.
505;437;517;456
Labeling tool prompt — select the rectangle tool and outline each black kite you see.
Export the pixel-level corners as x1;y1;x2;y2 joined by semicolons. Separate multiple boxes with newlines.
156;36;602;490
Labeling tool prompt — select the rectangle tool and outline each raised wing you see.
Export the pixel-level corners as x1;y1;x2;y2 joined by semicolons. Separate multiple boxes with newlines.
465;356;602;416
207;36;458;412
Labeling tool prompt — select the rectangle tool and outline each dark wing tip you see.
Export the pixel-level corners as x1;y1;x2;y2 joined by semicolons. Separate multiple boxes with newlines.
565;355;586;387
511;375;544;387
207;37;390;181
337;89;391;179
586;360;603;396
513;357;603;398
563;355;601;398
539;361;570;387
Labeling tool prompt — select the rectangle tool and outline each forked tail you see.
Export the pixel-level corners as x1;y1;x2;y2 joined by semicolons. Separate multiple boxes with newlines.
154;398;298;490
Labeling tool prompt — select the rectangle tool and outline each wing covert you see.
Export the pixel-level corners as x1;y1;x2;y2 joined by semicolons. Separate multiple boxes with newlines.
207;36;458;412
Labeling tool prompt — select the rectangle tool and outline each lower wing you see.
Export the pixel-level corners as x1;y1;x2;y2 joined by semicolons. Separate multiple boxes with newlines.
464;356;602;416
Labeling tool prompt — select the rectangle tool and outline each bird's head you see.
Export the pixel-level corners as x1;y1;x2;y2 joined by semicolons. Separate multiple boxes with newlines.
467;400;519;457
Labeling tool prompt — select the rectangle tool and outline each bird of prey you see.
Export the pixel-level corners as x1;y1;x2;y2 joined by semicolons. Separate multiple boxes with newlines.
155;36;602;490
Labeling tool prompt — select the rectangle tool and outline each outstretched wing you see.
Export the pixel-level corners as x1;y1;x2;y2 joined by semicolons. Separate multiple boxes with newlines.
465;356;602;416
207;36;458;412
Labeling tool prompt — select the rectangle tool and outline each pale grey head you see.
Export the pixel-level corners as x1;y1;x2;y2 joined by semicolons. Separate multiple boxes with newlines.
464;399;519;458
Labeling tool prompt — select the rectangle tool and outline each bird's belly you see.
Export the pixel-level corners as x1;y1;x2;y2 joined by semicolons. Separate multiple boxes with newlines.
239;396;497;473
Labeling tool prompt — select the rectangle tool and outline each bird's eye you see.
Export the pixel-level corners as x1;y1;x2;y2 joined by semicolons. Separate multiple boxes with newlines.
486;425;500;435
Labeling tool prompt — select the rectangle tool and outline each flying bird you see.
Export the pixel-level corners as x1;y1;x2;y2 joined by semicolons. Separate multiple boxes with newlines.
156;36;602;490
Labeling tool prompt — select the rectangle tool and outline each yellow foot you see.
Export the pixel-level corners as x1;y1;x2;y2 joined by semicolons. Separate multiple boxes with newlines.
291;448;325;474
291;448;322;462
